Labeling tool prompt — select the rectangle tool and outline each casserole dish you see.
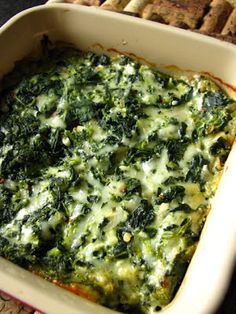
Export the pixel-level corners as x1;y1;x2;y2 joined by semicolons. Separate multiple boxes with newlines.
0;4;236;314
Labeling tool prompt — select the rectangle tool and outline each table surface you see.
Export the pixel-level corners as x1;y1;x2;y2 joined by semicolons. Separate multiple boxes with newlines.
0;1;235;313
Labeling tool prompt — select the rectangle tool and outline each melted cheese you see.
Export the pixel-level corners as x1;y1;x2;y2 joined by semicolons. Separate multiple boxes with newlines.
0;48;235;314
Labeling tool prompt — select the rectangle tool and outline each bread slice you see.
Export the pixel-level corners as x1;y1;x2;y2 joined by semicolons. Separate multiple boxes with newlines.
200;0;233;33
222;7;236;35
141;0;211;29
63;0;236;44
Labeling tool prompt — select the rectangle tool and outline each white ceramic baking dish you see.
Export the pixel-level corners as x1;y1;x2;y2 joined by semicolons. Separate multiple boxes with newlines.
0;4;236;314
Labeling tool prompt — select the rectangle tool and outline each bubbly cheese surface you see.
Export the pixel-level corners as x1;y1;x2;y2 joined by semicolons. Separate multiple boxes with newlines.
0;45;236;314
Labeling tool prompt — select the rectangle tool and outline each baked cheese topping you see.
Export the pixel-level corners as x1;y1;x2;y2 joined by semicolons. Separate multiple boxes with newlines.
0;45;236;314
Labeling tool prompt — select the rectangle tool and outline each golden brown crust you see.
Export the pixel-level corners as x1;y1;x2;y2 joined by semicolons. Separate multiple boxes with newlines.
52;280;99;303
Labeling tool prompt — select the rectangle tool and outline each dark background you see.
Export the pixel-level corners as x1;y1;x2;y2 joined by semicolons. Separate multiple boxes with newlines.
0;0;235;313
0;0;46;25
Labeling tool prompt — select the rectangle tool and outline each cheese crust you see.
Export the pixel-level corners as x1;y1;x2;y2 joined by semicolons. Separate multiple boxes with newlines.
0;45;235;313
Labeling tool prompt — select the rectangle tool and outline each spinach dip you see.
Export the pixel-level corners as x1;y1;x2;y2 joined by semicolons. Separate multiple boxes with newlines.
0;45;236;314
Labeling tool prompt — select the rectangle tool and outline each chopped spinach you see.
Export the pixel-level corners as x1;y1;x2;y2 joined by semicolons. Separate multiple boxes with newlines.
203;91;234;108
210;137;230;157
128;200;155;230
123;178;142;198
167;139;190;163
186;154;208;184
156;186;185;204
0;45;235;314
